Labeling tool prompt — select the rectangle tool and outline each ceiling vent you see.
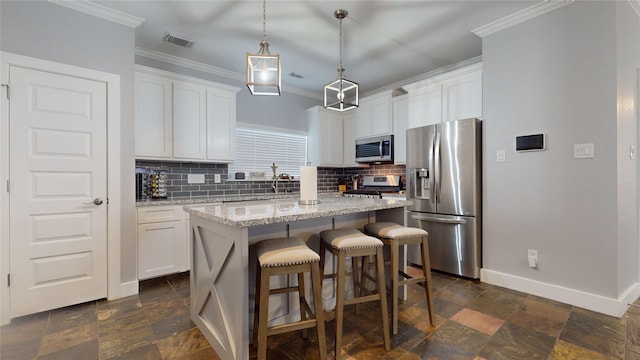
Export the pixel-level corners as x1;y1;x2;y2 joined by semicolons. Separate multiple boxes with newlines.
162;32;195;48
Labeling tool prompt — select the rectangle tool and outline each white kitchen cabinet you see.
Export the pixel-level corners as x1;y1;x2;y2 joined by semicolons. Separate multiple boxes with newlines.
405;63;482;129
134;66;240;163
307;106;344;166
206;87;236;162
355;91;393;139
342;112;359;167
173;80;206;160
407;82;441;129
137;205;188;280
442;69;482;122
392;95;408;164
134;72;172;158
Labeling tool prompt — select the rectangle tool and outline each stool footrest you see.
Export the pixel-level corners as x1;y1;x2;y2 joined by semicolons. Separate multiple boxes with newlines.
268;319;319;336
344;293;380;306
270;286;300;295
399;277;427;286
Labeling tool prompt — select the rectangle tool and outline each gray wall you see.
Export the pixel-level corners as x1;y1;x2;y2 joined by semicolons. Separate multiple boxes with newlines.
0;1;138;284
482;1;639;298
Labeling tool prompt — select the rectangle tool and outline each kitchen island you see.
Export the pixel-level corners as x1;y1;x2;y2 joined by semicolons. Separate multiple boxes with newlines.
183;195;408;360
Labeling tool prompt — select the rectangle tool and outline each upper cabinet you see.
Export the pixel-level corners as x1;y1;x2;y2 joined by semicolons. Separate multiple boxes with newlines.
405;63;482;129
307;106;344;167
355;91;393;139
134;66;240;163
392;94;408;164
135;72;173;158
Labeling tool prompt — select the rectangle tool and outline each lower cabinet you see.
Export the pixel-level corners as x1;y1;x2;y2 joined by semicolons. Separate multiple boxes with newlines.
137;205;189;280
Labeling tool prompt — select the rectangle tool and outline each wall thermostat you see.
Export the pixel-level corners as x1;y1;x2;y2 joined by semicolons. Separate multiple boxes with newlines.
516;134;545;151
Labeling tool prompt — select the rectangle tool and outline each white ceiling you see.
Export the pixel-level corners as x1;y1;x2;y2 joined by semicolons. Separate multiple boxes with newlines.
91;0;542;96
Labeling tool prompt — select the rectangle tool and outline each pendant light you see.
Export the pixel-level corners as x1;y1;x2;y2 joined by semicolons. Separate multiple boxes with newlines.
324;9;358;112
246;0;281;96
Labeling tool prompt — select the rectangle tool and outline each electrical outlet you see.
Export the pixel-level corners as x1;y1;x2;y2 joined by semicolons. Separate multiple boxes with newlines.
214;174;221;183
187;174;205;184
527;249;538;268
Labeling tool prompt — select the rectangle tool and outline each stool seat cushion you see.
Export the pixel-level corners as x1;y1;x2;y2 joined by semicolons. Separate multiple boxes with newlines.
320;229;382;250
255;237;320;267
364;222;428;240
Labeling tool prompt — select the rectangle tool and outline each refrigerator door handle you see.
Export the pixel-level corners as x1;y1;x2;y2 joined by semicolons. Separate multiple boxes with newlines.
410;214;467;225
433;130;441;203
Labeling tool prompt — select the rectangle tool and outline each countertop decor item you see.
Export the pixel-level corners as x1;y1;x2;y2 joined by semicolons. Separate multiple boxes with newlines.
246;0;281;96
299;165;318;205
323;9;358;112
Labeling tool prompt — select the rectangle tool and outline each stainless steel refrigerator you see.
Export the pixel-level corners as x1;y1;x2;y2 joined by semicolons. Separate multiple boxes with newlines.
406;118;482;279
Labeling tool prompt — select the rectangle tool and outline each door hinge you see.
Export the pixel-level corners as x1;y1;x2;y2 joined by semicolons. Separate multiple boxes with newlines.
7;274;10;287
6;180;9;193
1;84;9;100
106;198;109;204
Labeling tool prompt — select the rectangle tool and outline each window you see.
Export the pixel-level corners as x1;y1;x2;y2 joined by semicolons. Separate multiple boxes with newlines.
230;124;307;179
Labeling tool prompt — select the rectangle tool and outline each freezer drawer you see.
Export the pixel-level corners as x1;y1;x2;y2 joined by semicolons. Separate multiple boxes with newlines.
407;212;480;279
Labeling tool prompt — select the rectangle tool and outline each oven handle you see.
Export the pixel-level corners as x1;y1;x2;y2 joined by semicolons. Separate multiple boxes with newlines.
410;214;467;225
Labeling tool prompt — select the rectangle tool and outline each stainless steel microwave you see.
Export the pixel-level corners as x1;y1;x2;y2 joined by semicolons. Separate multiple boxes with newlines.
355;134;394;163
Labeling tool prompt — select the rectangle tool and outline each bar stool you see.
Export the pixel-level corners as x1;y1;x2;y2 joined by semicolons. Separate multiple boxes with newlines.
364;222;436;335
319;228;391;359
252;237;327;360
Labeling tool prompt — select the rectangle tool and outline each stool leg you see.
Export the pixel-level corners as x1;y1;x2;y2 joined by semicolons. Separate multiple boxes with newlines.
352;256;361;315
252;265;262;346
335;250;346;359
375;247;391;351
420;236;436;329
298;272;309;339
257;267;271;360
389;239;400;335
311;262;328;360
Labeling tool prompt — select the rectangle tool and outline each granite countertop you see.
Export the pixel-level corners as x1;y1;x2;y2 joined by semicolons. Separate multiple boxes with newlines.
183;194;409;227
136;193;302;207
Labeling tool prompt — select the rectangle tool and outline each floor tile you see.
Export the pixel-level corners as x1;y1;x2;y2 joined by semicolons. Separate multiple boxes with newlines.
508;295;571;338
38;322;98;356
478;322;556;359
559;307;626;359
426;319;491;355
155;327;212;360
548;339;610;360
37;339;99;360
466;286;526;320
450;308;504;336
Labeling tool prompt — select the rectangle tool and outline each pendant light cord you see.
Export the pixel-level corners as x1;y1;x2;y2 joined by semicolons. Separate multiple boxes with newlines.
262;0;267;43
339;14;343;70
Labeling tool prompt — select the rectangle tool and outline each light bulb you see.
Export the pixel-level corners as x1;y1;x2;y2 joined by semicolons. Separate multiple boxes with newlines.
337;91;344;101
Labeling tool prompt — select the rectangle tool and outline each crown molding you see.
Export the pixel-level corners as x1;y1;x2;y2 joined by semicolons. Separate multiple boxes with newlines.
135;48;322;100
48;0;144;28
472;0;575;38
629;0;640;17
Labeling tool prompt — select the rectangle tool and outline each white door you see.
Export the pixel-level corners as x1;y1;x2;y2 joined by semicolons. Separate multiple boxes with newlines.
9;66;108;318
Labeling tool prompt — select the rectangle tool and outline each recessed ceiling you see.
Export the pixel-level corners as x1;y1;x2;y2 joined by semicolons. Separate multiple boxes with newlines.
92;0;541;96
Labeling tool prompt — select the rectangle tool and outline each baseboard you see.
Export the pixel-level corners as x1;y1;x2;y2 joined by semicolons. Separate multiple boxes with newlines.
481;268;640;317
111;280;139;300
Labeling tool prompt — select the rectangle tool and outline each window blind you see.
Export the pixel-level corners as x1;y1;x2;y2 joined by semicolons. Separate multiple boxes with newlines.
230;126;308;178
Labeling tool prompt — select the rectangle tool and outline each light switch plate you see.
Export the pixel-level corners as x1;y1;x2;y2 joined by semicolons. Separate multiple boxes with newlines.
187;174;205;184
496;150;506;163
573;143;594;159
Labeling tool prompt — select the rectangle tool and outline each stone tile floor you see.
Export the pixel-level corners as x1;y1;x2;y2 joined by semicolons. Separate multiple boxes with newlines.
2;268;640;359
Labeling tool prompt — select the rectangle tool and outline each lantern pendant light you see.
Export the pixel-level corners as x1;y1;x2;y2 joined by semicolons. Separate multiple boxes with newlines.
246;0;281;96
324;9;358;111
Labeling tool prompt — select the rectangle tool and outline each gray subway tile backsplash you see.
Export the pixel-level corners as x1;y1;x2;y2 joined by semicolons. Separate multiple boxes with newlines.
135;160;406;200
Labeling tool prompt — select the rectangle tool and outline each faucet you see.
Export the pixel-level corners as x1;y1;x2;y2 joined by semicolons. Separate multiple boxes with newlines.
271;163;278;194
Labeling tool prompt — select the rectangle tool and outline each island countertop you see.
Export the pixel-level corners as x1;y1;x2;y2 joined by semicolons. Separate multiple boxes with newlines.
183;194;409;227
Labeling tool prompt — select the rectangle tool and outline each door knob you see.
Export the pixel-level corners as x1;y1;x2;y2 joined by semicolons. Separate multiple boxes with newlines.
85;198;104;205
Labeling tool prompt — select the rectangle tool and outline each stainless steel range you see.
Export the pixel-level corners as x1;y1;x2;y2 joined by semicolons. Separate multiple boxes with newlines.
343;175;402;199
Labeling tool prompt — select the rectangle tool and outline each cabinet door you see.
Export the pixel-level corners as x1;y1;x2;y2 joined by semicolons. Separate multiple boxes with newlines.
138;220;187;280
206;87;236;162
355;99;372;139
442;70;482;122
370;96;392;136
173;81;206;160
392;95;408;164
135;73;172;158
307;106;343;166
408;83;441;129
342;112;358;166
